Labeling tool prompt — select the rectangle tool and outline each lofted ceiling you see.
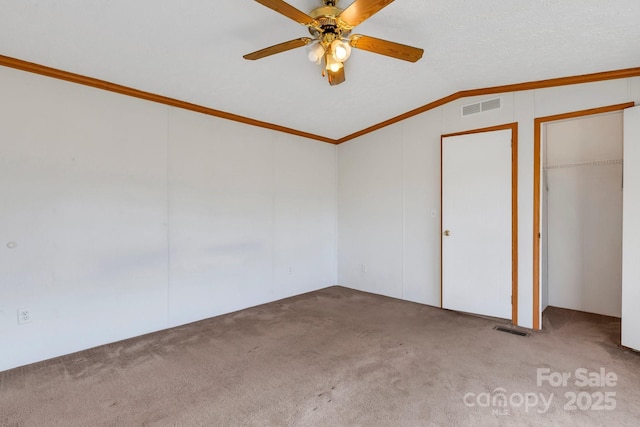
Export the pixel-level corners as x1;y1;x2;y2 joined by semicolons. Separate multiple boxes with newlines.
1;0;639;140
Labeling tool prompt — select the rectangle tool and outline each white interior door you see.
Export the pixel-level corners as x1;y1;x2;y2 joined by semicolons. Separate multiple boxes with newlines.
442;129;512;320
622;105;640;351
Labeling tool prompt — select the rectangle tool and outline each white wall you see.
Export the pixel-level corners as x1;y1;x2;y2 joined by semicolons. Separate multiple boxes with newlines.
167;110;337;326
0;66;337;371
622;106;640;351
545;113;623;317
337;109;443;305
338;77;640;328
2;65;640;371
0;67;170;372
541;166;549;312
338;126;404;299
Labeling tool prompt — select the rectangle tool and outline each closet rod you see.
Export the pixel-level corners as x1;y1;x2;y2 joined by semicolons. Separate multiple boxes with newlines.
544;158;623;170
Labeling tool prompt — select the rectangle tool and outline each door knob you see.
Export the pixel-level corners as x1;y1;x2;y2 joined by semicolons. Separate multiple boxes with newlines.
444;230;450;236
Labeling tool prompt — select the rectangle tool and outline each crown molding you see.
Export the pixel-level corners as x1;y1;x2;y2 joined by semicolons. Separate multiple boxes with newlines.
0;54;336;144
336;67;640;143
2;54;639;145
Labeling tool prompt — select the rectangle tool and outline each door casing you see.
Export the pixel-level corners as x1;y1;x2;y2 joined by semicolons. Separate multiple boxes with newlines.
532;102;634;330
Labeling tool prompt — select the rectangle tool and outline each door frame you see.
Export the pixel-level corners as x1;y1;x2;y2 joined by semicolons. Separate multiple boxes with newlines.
532;102;634;330
441;122;519;325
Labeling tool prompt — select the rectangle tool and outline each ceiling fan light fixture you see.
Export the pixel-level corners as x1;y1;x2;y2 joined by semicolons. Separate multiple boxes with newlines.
307;42;325;63
325;52;343;72
331;39;351;62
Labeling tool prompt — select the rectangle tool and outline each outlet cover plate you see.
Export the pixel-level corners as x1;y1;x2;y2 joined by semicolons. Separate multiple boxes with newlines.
17;308;32;324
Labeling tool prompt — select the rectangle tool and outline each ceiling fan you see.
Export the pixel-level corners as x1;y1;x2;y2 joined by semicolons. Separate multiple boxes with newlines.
243;0;424;86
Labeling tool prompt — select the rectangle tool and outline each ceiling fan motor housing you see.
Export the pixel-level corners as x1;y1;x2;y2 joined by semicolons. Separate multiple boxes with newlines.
309;5;351;44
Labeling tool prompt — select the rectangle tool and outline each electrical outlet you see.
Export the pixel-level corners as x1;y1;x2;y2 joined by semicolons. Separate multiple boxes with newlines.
17;308;32;325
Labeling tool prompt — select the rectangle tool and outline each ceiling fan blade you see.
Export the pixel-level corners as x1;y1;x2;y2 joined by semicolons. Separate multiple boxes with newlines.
254;0;319;27
338;0;395;28
349;35;424;62
244;38;313;60
328;66;346;86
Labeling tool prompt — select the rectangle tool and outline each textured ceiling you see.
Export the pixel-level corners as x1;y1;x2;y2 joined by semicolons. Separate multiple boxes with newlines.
1;0;639;139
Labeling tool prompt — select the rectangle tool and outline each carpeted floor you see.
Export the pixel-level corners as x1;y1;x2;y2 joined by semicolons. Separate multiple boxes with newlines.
1;286;639;426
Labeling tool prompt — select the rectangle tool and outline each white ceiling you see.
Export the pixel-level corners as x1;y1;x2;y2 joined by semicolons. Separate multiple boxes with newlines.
1;0;639;140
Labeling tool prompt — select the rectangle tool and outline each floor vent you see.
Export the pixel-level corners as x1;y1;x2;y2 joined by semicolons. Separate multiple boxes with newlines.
461;97;502;117
494;326;530;337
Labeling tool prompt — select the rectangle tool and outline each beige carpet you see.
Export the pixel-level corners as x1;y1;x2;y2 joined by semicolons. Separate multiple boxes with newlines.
1;286;639;426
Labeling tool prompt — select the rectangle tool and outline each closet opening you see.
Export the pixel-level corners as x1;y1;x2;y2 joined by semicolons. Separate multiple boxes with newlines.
540;111;623;328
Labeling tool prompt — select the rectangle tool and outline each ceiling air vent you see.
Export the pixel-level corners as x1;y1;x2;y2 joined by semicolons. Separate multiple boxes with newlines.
461;97;502;117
